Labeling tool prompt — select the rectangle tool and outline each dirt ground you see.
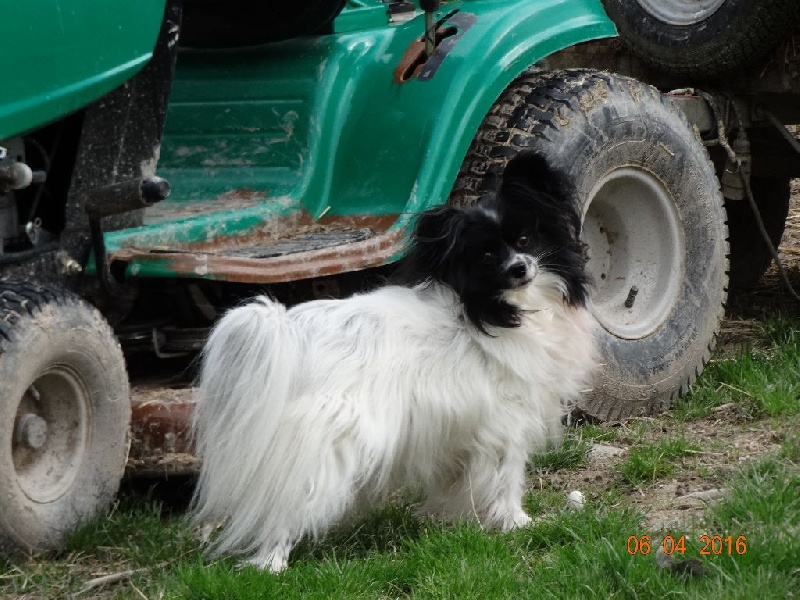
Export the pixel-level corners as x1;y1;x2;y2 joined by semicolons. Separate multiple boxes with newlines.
550;409;789;532
548;185;800;532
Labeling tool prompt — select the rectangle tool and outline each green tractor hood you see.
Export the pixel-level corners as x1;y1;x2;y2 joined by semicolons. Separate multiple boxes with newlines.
0;0;166;140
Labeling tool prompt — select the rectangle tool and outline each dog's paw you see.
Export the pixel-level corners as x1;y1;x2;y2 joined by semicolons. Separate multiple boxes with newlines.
240;547;290;573
488;509;533;532
505;511;532;531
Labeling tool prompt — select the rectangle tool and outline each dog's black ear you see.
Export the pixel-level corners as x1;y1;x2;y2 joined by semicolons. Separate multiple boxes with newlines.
393;205;466;286
501;151;581;238
502;151;570;195
412;205;465;243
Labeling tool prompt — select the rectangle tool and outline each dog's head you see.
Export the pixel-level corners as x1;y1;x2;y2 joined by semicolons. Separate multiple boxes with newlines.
396;152;589;333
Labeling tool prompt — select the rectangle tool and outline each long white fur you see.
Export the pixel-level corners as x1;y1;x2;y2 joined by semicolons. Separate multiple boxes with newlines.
192;276;596;572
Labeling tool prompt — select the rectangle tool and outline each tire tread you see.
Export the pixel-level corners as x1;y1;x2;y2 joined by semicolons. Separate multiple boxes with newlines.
0;281;93;347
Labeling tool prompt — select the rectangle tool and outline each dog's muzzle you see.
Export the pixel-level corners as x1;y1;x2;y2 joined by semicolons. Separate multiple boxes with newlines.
506;255;535;287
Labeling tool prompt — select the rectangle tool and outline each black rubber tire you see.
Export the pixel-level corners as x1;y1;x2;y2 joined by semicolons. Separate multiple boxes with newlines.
725;177;791;288
452;70;729;421
602;0;800;78
0;281;130;559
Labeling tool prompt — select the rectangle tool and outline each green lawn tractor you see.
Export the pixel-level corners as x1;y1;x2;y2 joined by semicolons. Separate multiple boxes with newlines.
4;0;795;560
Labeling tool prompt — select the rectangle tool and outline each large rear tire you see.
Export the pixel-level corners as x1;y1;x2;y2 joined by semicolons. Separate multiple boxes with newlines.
601;0;800;78
0;281;130;559
452;70;729;421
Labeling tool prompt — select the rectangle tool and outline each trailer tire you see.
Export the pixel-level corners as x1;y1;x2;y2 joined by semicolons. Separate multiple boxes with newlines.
0;281;130;559
601;0;800;78
452;70;729;421
725;177;791;288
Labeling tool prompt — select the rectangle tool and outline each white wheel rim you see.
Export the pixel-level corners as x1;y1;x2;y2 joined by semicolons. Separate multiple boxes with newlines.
583;167;684;340
636;0;726;25
12;366;90;504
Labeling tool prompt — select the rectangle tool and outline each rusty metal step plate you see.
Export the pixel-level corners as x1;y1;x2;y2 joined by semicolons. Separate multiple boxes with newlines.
219;228;373;259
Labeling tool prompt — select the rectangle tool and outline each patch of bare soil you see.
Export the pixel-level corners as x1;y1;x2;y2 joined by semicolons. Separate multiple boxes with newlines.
546;411;793;532
546;184;800;532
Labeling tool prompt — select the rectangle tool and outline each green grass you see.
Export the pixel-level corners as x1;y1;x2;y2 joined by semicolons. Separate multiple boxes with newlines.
778;430;800;463
673;317;800;421
530;422;621;474
618;437;701;487
529;432;592;473
4;453;797;600
67;498;198;566
172;504;655;600
174;452;800;599
579;422;618;444
0;497;198;599
695;458;800;598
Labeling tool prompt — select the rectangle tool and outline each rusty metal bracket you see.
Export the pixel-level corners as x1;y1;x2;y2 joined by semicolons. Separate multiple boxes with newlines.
394;11;477;83
418;12;477;81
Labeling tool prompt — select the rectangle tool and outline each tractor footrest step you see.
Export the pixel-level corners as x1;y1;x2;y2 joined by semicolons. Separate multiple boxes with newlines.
217;228;373;258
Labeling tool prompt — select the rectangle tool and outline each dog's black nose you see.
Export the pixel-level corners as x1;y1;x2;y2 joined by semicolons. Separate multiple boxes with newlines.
509;261;528;279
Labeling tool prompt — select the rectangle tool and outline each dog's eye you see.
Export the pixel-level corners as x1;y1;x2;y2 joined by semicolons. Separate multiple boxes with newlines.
516;235;530;249
482;251;495;263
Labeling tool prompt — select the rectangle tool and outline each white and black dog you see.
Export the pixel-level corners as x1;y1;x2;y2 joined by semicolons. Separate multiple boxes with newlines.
191;151;597;571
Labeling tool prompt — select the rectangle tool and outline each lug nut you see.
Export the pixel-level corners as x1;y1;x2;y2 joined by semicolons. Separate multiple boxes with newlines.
63;258;83;275
624;285;639;308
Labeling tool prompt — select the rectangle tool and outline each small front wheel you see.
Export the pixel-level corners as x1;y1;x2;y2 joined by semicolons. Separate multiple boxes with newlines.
0;281;130;559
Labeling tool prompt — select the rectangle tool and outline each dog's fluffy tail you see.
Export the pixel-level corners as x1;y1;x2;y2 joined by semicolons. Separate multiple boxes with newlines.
191;296;300;554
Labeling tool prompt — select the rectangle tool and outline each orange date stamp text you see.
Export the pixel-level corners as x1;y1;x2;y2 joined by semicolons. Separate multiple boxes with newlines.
626;534;747;556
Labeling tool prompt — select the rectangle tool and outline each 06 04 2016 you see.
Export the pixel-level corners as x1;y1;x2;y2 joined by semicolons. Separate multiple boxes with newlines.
627;534;747;556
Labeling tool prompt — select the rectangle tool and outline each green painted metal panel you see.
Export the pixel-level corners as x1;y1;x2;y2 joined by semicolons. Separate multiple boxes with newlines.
102;0;615;278
0;0;166;139
156;40;321;204
334;0;390;32
390;0;617;218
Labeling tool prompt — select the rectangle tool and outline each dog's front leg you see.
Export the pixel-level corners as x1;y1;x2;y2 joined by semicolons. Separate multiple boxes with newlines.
426;448;532;531
470;448;532;532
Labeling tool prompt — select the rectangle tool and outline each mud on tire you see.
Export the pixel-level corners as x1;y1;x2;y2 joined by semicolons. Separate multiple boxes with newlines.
0;281;130;559
452;70;729;421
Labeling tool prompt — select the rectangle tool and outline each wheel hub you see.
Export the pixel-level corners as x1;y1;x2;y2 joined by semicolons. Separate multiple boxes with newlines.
14;413;48;450
583;167;684;340
12;368;90;504
635;0;726;26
